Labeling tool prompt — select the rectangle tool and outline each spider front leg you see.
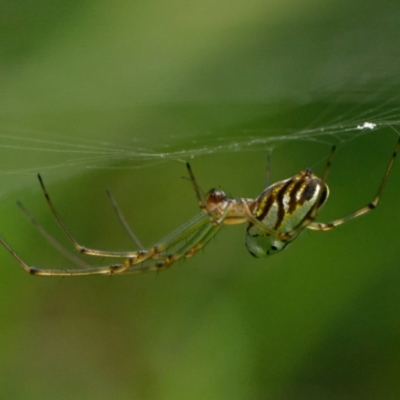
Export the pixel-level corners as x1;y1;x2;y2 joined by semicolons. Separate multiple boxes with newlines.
186;162;231;225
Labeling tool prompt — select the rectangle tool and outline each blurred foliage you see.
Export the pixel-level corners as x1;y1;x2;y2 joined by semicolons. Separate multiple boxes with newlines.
1;0;400;399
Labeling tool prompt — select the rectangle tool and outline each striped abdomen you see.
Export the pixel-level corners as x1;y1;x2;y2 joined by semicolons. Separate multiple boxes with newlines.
245;169;329;257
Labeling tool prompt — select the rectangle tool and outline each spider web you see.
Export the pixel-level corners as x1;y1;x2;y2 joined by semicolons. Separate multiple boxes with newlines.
0;98;399;198
1;95;399;272
1;0;400;199
1;0;400;268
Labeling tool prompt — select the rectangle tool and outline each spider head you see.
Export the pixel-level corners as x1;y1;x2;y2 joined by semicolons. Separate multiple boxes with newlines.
205;189;227;204
203;189;228;215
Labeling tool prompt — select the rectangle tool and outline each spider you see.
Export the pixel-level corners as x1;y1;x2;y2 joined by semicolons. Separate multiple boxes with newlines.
1;137;399;276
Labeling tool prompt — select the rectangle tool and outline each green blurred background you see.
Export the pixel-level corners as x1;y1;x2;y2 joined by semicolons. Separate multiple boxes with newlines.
1;1;400;399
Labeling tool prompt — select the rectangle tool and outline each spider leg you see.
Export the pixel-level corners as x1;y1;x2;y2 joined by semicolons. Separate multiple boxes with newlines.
186;162;204;206
308;137;400;232
321;144;336;182
151;213;211;252
186;162;224;224
125;220;223;273
16;201;98;269
159;205;230;261
307;205;376;231
0;236;128;276
36;174;150;259
1;202;154;275
106;189;144;250
114;212;216;273
265;150;272;187
123;207;230;273
1;207;216;275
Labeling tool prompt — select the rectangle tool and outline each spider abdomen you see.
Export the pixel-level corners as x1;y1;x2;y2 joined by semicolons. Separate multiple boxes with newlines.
245;170;329;257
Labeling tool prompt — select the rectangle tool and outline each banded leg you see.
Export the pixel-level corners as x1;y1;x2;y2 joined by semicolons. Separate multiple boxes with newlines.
36;174;150;259
126;219;224;273
106;189;144;250
308;137;400;232
1;206;215;276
